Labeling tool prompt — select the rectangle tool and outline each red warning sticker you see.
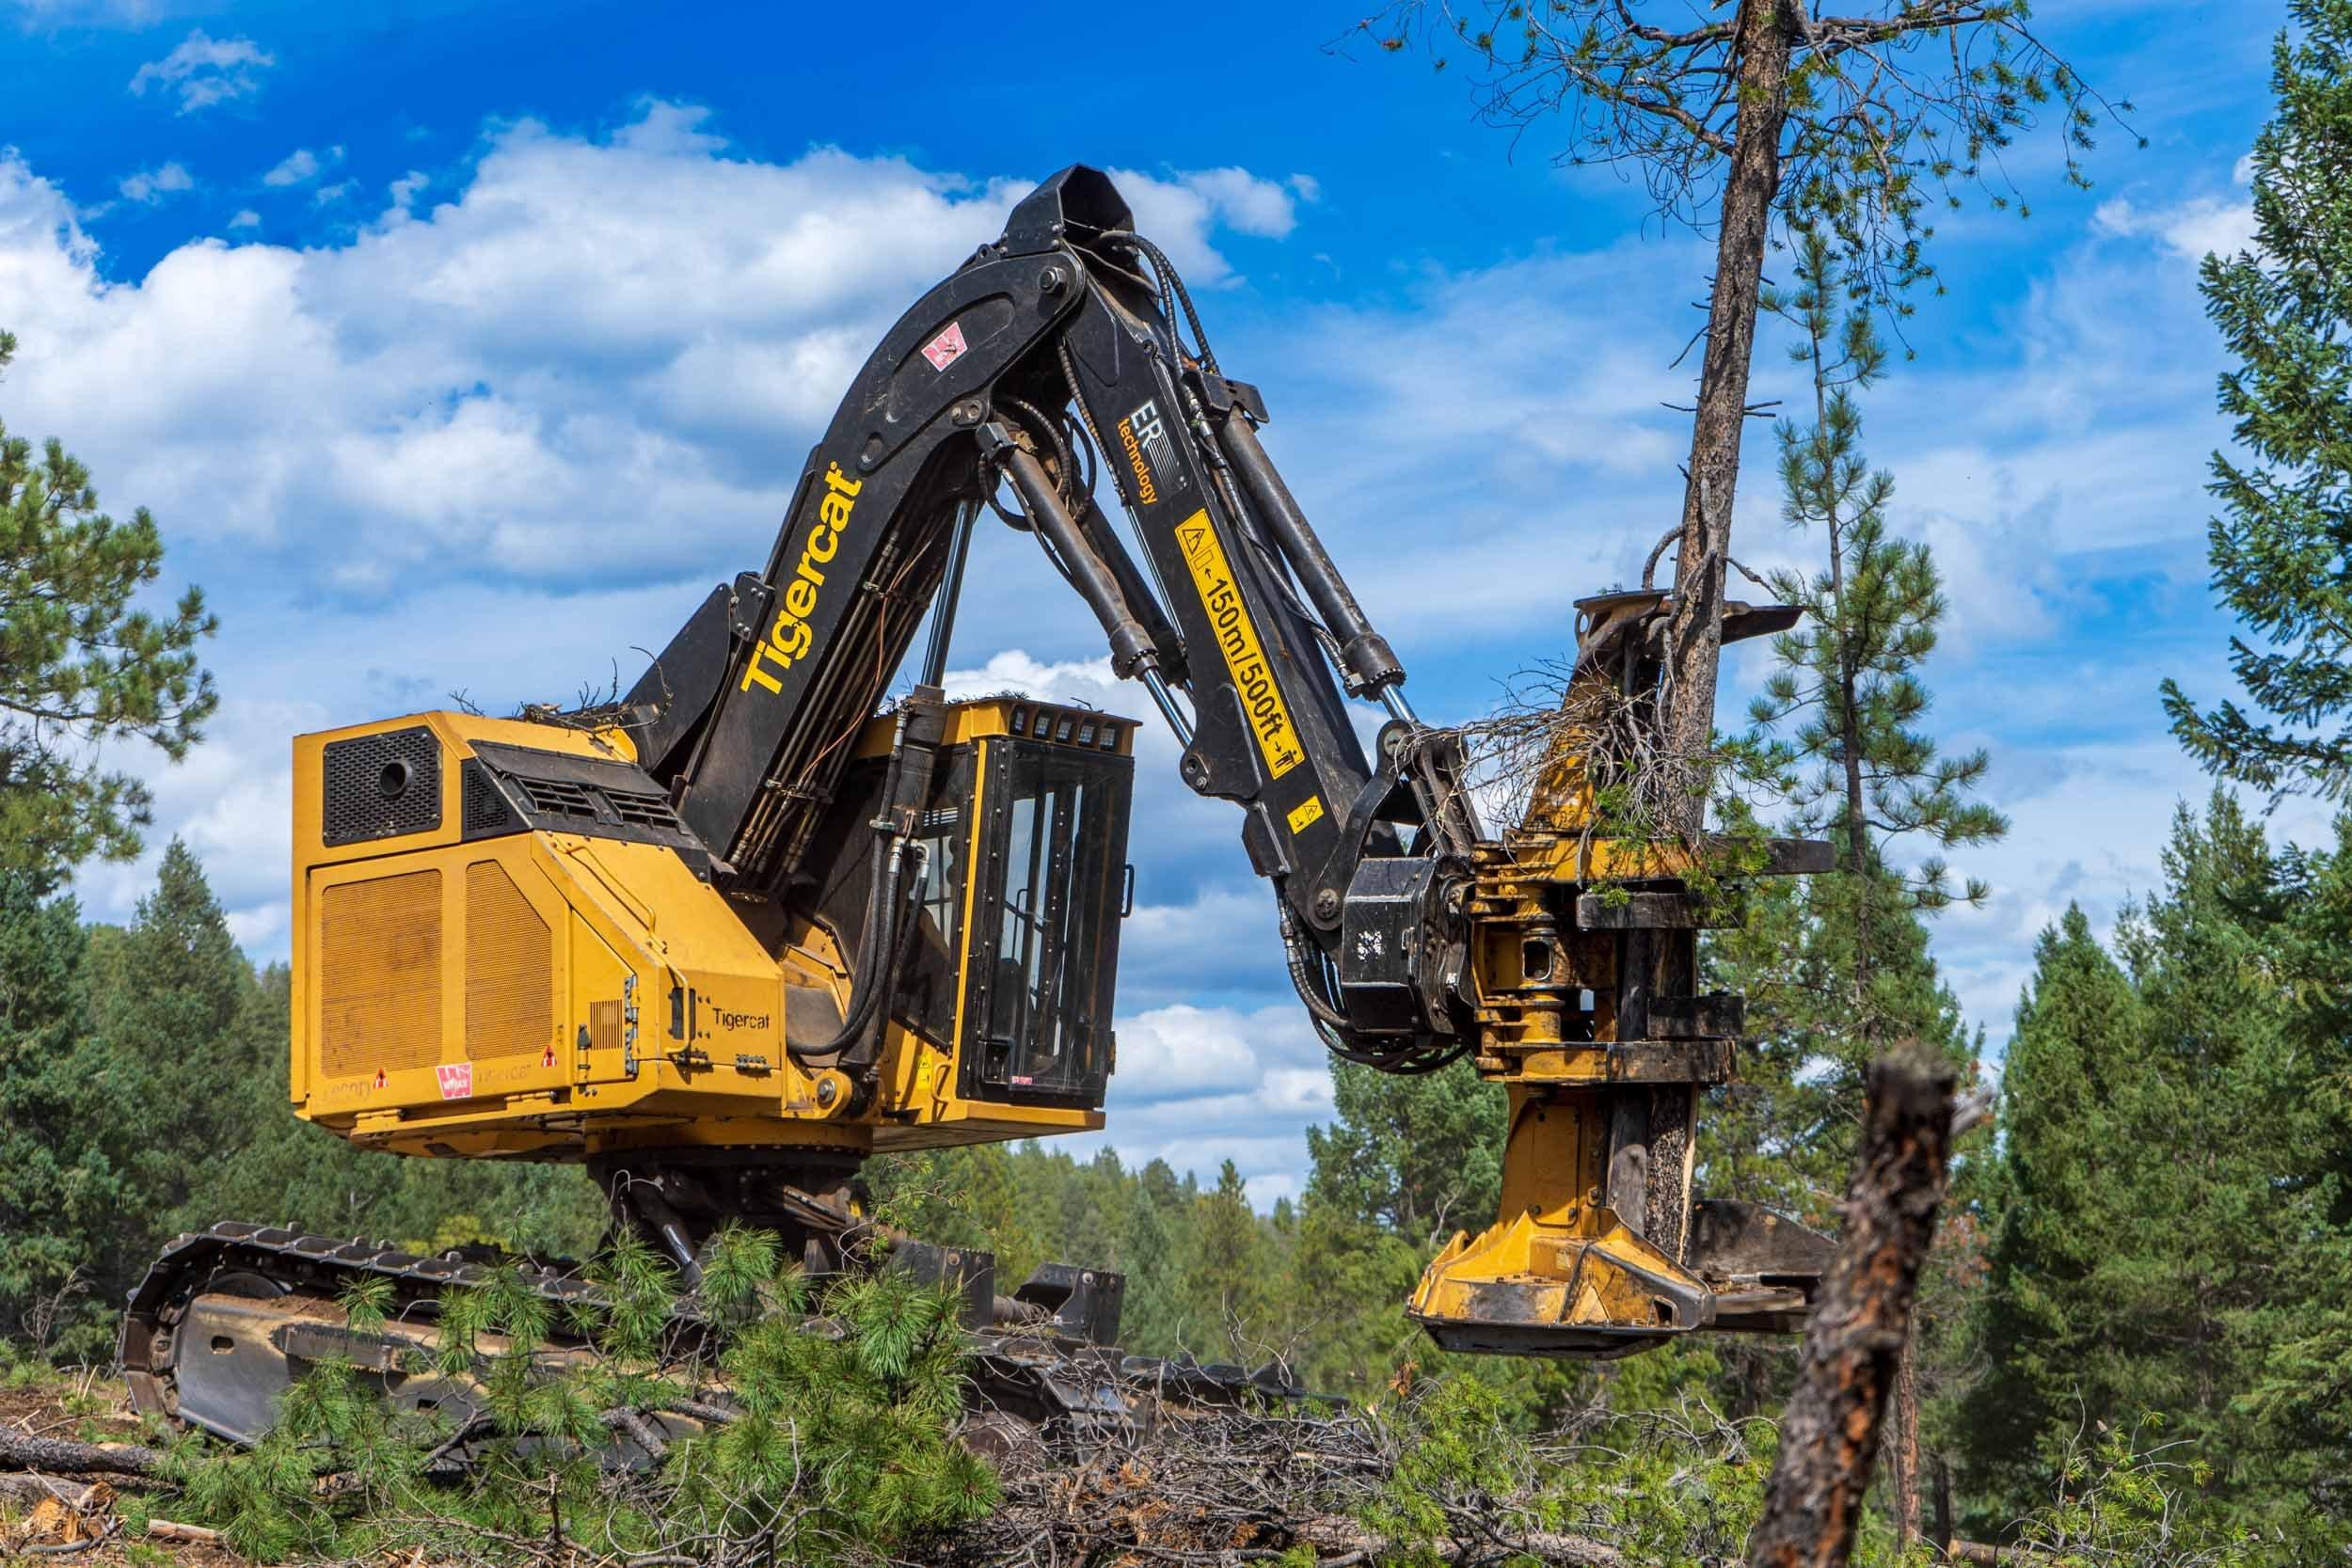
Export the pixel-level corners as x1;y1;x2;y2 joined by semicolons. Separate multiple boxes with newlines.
436;1061;474;1101
373;1069;387;1090
919;320;968;372
542;1044;557;1069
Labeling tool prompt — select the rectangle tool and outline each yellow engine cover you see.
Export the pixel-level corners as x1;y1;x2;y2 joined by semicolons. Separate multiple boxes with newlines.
290;708;1111;1164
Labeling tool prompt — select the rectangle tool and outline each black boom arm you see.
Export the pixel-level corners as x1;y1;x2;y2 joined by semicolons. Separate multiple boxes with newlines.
620;166;1481;1066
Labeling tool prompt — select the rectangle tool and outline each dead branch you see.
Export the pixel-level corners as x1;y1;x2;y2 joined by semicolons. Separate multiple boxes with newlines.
1745;1049;1958;1568
0;1474;108;1511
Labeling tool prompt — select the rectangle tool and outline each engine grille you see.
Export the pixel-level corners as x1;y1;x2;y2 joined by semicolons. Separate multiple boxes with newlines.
322;728;442;847
319;869;442;1079
464;861;552;1062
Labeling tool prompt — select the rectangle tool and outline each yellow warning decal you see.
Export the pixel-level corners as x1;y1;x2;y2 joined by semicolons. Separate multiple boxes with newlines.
1177;510;1304;781
1287;795;1326;835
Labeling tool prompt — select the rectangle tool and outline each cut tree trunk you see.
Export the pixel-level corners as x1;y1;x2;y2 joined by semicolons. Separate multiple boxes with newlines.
1661;0;1799;827
1744;1051;1957;1568
0;1430;169;1479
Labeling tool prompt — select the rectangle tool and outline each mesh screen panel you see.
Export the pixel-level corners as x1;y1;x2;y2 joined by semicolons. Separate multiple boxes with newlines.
319;870;442;1078
465;861;553;1062
322;727;441;846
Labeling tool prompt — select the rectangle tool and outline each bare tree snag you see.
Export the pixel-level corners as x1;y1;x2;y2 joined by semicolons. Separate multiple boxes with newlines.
1745;1051;1956;1568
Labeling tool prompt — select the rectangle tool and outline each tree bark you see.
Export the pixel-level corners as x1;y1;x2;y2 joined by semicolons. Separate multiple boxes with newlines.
1892;1337;1922;1551
1745;1052;1957;1568
1661;0;1798;825
0;1431;169;1479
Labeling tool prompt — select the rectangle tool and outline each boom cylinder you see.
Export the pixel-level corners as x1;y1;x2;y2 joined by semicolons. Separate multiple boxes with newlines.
991;432;1161;680
1216;413;1406;698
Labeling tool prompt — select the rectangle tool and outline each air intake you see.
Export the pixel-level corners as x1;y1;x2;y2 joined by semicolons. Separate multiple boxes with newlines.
465;861;552;1062
319;869;442;1079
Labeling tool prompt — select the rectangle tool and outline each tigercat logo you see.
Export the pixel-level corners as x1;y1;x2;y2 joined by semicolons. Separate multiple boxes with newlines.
715;1008;771;1031
1116;398;1181;506
1177;510;1304;781
739;462;861;696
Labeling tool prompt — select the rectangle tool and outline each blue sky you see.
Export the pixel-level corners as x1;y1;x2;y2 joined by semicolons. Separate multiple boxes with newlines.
0;0;2310;1206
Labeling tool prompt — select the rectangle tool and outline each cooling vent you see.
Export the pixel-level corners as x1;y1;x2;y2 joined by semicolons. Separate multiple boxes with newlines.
515;775;601;820
319;870;442;1079
465;861;552;1062
603;787;685;832
461;760;517;837
322;727;442;847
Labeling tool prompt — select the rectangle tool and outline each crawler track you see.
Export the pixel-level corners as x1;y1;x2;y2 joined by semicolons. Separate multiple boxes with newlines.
120;1222;1308;1465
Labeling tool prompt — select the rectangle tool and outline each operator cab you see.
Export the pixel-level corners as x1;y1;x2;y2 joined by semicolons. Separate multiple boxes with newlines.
819;697;1135;1113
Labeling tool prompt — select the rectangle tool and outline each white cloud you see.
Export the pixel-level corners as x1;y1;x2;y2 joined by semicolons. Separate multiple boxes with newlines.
261;147;321;186
117;161;193;204
1105;165;1315;284
0;119;1303;956
227;208;258;230
2092;194;2257;264
128;27;273;113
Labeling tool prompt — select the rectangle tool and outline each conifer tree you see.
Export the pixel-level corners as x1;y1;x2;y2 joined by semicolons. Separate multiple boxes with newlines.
0;330;216;880
1183;1161;1274;1359
0;874;119;1355
1118;1165;1189;1357
2162;0;2352;800
1958;800;2335;1540
1360;2;2122;803
1738;232;2006;1541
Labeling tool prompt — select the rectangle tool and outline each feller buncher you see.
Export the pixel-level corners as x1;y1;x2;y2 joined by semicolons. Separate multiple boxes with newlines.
120;166;1834;1449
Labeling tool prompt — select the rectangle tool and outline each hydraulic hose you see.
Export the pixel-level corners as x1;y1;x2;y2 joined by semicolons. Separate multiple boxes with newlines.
788;834;926;1063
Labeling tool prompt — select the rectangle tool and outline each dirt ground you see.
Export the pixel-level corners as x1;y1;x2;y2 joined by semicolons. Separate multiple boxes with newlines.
0;1370;246;1568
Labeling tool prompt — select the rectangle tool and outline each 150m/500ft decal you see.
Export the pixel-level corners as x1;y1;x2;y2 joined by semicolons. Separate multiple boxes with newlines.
739;463;861;695
1177;510;1304;783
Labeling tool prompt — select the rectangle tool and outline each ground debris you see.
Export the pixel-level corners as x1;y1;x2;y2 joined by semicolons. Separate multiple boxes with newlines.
923;1397;1623;1568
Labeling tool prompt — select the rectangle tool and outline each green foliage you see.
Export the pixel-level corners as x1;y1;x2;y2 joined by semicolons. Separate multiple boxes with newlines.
165;1230;992;1565
0;330;216;882
1362;0;2128;312
1957;798;2352;1549
2163;0;2352;801
1753;230;2009;913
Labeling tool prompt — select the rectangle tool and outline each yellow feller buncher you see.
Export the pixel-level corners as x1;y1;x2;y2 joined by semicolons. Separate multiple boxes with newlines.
121;166;1833;1449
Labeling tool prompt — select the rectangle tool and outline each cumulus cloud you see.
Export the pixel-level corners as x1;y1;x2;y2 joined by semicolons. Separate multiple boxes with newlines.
0;117;1310;953
117;161;192;203
128;27;273;113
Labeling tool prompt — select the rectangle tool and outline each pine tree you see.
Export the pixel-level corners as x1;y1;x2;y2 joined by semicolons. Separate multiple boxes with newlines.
1954;905;2148;1515
1740;234;2008;1543
86;841;256;1287
1958;800;2337;1541
0;873;120;1355
0;330;216;879
1118;1166;1189;1357
1302;1059;1504;1251
1182;1161;1273;1360
2162;0;2352;801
